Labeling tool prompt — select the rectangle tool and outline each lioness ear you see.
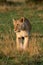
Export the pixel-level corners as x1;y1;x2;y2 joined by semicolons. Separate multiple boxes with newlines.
13;19;16;24
13;19;15;22
20;17;24;23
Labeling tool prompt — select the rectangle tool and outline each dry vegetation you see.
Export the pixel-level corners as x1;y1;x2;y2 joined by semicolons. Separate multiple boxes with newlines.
0;32;43;56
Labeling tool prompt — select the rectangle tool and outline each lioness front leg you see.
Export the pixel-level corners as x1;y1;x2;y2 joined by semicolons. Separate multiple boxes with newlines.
23;36;29;50
16;37;23;50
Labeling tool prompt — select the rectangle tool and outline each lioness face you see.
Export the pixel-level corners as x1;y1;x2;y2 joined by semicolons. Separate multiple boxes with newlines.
13;18;24;32
13;19;19;32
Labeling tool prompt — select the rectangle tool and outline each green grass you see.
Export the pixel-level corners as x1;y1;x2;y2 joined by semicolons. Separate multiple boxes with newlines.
0;5;43;34
0;3;43;65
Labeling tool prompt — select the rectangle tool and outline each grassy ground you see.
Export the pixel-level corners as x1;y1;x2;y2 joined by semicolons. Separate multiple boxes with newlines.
0;3;43;65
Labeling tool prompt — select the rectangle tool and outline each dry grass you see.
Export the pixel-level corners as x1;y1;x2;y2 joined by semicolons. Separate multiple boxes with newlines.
0;33;43;56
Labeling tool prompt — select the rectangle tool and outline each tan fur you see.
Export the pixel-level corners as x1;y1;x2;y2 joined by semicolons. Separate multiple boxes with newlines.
13;17;31;50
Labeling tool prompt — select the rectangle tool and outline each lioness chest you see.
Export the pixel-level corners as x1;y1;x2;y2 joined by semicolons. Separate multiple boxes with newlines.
16;30;29;38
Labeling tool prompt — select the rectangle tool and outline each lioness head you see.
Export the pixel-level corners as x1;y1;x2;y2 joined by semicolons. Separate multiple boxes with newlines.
13;17;31;33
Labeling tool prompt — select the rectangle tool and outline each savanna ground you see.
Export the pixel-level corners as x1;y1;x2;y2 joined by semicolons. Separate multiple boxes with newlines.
0;2;43;65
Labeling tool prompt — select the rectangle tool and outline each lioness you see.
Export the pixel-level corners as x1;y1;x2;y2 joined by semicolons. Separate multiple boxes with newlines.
13;17;31;50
